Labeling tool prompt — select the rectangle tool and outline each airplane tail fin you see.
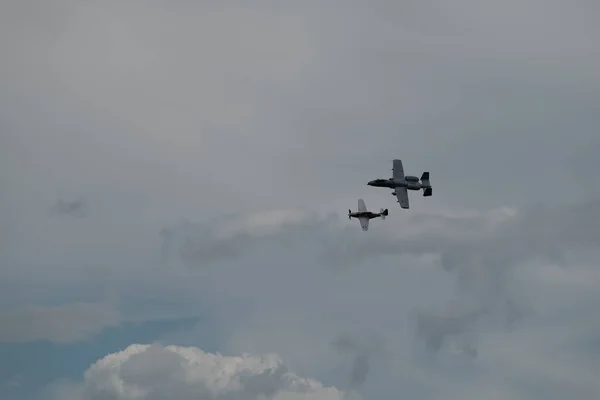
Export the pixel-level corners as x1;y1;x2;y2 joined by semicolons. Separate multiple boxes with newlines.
380;208;388;219
421;172;432;196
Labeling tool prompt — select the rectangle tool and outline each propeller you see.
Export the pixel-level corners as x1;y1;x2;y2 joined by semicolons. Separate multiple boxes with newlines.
348;209;352;219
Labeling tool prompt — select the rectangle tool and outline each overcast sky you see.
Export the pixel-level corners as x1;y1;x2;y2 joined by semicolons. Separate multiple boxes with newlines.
1;1;600;399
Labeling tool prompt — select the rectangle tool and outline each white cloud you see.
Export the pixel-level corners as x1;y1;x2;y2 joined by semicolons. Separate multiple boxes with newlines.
53;343;358;400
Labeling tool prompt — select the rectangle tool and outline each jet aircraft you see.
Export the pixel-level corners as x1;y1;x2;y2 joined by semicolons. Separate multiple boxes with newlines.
367;159;431;209
348;198;388;231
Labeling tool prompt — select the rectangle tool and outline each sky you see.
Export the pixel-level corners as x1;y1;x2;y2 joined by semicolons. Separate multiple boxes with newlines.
1;0;600;399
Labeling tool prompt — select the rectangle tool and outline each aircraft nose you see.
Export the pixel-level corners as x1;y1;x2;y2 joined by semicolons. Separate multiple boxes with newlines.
367;180;375;186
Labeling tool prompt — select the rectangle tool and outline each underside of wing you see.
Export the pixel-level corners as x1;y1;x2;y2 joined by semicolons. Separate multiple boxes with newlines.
358;217;369;231
358;199;367;212
395;187;409;209
392;159;405;180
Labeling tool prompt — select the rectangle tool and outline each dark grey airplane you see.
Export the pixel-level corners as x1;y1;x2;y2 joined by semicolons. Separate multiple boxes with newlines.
367;159;432;209
348;199;388;231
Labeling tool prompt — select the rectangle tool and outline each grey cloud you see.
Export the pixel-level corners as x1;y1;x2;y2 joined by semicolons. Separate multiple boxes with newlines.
0;301;119;343
569;134;600;199
158;227;176;267
3;0;598;217
160;210;338;268
50;198;89;218
330;334;384;388
410;295;534;357
411;304;485;355
168;198;600;276
166;199;600;360
263;0;600;209
350;354;369;389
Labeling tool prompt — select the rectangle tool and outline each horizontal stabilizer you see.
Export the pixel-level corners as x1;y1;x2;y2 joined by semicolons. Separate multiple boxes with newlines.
380;208;388;220
421;171;431;197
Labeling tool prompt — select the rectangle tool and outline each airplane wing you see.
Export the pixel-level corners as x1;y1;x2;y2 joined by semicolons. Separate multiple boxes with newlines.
358;199;367;212
395;187;410;209
392;159;405;180
358;216;369;231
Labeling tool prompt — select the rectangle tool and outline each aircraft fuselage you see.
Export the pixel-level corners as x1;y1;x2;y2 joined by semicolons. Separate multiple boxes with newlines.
367;176;426;191
349;211;383;219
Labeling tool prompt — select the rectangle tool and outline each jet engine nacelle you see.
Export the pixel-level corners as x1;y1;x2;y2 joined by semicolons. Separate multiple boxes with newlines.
405;175;419;182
